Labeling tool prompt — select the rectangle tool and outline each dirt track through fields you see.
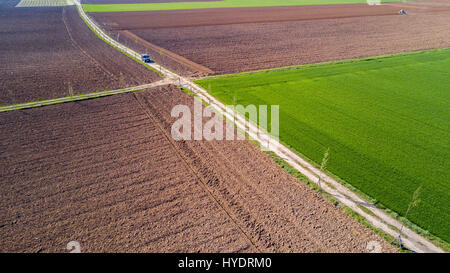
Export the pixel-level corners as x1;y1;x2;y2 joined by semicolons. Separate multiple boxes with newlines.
92;2;450;75
0;86;396;252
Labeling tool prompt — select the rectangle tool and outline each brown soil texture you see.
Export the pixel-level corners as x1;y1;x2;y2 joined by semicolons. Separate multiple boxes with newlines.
92;4;403;30
0;86;396;253
121;29;214;75
0;6;160;106
92;2;450;75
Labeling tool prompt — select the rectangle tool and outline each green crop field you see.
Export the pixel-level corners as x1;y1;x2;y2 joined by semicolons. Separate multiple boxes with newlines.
83;0;399;12
196;49;450;242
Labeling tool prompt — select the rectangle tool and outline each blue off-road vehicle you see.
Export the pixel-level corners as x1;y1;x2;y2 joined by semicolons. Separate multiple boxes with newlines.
141;54;152;63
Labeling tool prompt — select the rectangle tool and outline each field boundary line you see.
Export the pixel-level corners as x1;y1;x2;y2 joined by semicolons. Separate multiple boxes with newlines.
198;47;450;80
133;93;261;252
74;0;445;253
0;80;169;112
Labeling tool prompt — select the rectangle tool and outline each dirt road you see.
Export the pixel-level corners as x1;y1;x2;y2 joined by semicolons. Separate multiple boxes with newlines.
92;2;450;75
75;0;444;252
0;5;160;106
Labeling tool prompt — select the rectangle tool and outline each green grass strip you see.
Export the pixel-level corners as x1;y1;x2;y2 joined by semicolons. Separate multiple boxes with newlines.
83;0;400;12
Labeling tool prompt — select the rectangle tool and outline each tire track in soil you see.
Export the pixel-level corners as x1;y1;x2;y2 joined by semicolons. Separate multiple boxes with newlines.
76;1;440;251
132;90;261;252
62;7;115;79
0;7;161;106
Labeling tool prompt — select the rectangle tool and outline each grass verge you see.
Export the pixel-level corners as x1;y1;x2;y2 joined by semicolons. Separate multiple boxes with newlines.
0;88;144;112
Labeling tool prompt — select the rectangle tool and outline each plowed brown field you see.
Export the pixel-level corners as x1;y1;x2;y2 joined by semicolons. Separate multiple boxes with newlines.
0;86;396;253
92;2;450;75
0;6;160;106
92;4;402;30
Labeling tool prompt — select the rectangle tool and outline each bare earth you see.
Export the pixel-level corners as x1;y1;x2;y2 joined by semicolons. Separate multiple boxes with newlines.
92;2;450;75
0;86;396;253
92;4;405;30
0;6;160;106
